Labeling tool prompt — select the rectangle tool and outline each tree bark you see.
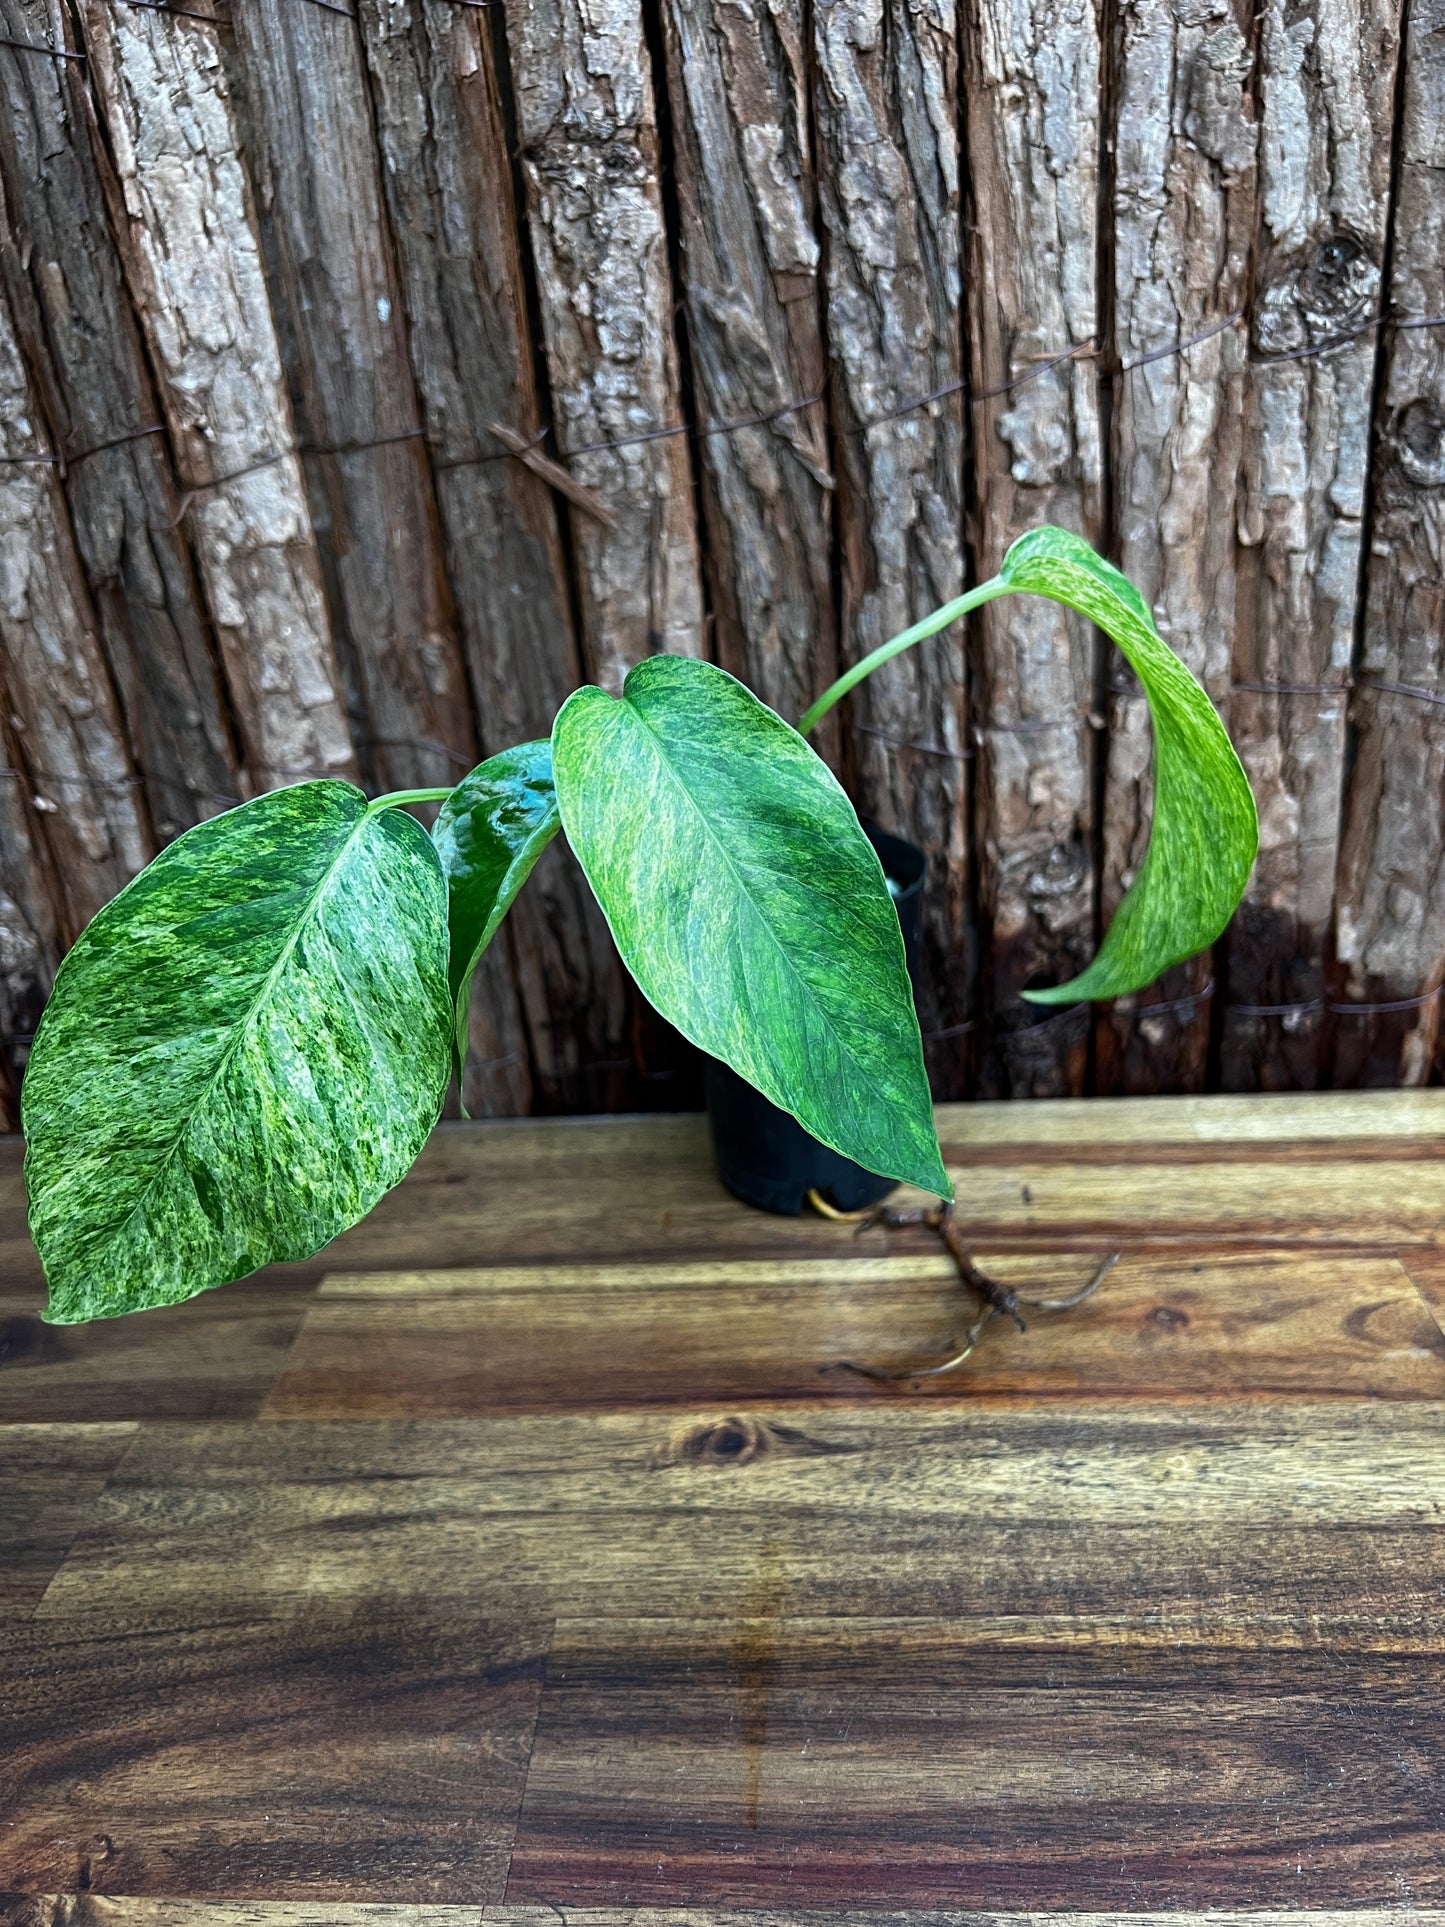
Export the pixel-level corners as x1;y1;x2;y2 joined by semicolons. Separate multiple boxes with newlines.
1330;0;1445;1087
355;0;647;1115
0;706;62;1130
76;0;356;793
657;0;837;738
812;0;972;1094
0;271;152;940
225;0;477;798
962;0;1104;1097
502;0;704;695
0;0;240;843
1220;0;1401;1088
1094;0;1255;1094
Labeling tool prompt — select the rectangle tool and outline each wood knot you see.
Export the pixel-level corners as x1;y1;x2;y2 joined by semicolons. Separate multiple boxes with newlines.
1254;233;1380;354
679;1416;774;1465
1396;402;1445;489
669;1416;852;1468
1150;1304;1190;1332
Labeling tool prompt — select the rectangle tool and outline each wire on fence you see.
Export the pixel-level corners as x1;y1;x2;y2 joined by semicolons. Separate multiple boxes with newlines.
0;30;84;57
7;968;1438;1078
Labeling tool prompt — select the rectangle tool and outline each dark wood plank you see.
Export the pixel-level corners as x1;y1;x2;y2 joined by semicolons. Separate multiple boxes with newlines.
264;1247;1445;1416
0;1424;135;1614
0;1274;319;1423
5;1909;1443;1927
32;1405;1445;1631
506;1616;1445;1908
0;1612;548;1899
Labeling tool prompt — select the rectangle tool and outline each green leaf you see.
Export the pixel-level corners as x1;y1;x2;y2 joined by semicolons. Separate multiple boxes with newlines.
552;655;951;1199
432;741;560;1083
22;782;451;1324
999;527;1259;1004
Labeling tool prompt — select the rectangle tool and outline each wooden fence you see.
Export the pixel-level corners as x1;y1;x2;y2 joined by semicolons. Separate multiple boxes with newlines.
0;0;1442;1131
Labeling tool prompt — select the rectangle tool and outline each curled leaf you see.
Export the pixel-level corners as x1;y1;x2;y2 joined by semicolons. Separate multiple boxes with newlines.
998;528;1258;1003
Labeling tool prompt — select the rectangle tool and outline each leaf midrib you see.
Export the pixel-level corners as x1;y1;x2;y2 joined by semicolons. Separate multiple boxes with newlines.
95;800;374;1252
623;698;924;1151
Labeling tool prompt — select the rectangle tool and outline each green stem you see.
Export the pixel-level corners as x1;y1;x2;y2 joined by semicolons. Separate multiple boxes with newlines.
796;575;1011;737
365;786;455;816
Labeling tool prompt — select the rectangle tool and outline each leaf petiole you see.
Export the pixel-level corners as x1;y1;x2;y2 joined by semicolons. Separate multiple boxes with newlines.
365;786;456;816
796;576;1011;737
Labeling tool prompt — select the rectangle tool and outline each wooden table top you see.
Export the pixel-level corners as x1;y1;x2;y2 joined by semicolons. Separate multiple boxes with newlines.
4;1090;1445;1924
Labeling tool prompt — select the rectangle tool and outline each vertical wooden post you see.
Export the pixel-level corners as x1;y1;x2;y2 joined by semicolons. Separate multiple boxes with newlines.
355;0;636;1115
77;0;357;793
1095;0;1256;1093
0;272;151;936
962;0;1104;1096
502;0;704;696
0;2;241;842
1221;0;1401;1088
226;0;477;797
0;710;61;1130
1331;0;1445;1085
812;0;972;1091
656;0;837;738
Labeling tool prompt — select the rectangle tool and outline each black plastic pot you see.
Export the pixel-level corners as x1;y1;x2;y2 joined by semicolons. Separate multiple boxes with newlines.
705;821;926;1216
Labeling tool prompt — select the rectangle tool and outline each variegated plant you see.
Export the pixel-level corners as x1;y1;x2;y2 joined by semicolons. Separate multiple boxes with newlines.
23;530;1256;1323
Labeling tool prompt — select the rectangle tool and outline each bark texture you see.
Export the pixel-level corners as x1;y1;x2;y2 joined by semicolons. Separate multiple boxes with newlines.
226;0;475;796
356;0;639;1114
963;0;1104;1096
76;0;356;792
812;0;972;1092
1095;0;1256;1094
1221;0;1401;1088
0;0;240;842
659;0;837;734
1330;0;1445;1087
0;272;152;939
0;707;61;1130
503;0;704;694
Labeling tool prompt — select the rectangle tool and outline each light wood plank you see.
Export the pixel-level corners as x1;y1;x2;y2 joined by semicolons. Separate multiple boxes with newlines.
5;1093;1444;1293
262;1249;1445;1415
33;1404;1445;1629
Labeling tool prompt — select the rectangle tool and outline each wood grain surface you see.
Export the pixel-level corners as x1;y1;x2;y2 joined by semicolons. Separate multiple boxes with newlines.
3;1092;1445;1909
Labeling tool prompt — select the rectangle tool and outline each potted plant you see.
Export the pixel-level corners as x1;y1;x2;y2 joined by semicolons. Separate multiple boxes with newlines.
20;529;1256;1325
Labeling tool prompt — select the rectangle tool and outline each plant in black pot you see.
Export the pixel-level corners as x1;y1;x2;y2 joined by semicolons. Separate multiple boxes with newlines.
20;530;1256;1327
704;819;927;1216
